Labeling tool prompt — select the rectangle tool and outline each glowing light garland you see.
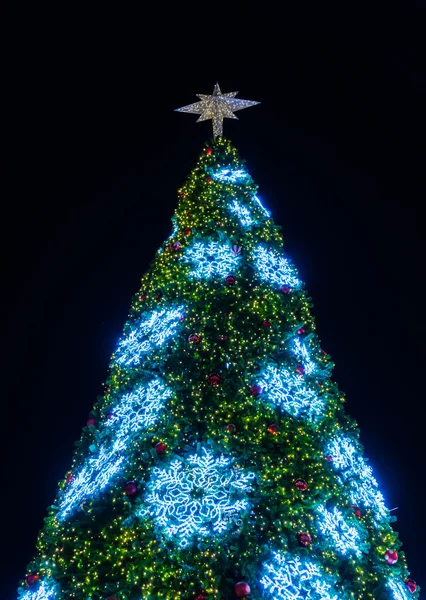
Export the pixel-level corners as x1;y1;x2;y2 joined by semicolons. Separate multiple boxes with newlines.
293;338;316;374
183;241;241;279
254;245;301;289
326;436;388;520
260;365;325;422
229;199;253;226
115;306;185;367
141;448;255;548
387;579;411;600
254;195;271;217
212;168;249;183
20;582;56;600
260;552;340;600
58;380;171;520
317;505;362;557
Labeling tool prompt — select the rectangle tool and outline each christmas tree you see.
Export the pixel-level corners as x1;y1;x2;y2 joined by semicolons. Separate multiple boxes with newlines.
19;85;419;600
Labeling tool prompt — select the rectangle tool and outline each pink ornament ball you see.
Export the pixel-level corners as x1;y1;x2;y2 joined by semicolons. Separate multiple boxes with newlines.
405;579;417;593
385;549;398;564
124;481;137;496
155;442;167;455
235;581;251;597
249;385;262;396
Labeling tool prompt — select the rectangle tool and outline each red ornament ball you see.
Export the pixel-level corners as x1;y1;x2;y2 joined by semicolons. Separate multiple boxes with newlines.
188;334;201;343
321;349;328;356
235;582;251;597
351;505;362;519
325;454;333;462
297;531;312;547
208;373;222;386
205;147;213;155
249;384;262;396
295;365;305;375
384;549;398;564
205;176;213;184
262;320;272;328
139;294;148;301
217;334;228;341
405;579;417;593
26;575;39;586
297;327;305;334
281;285;291;294
183;228;191;236
66;473;74;483
225;423;237;433
124;481;137;496
294;479;308;491
225;275;236;285
172;241;182;251
86;417;96;427
231;244;242;256
155;442;167;455
267;424;279;434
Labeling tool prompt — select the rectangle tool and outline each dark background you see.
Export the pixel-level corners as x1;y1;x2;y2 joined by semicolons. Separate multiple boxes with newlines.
3;7;426;595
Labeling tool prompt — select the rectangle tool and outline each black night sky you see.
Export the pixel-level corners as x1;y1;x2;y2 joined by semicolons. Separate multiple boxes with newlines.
3;8;426;596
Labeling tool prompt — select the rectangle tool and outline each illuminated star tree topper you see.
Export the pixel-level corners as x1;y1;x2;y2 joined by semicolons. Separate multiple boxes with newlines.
175;83;260;138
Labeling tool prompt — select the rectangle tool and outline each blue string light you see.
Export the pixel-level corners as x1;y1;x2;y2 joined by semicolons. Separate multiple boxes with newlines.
254;195;271;217
141;447;255;548
260;365;325;422
20;581;55;600
115;306;185;367
253;245;301;289
293;338;316;374
212;168;249;183
317;505;363;557
326;435;388;521
260;552;340;600
229;199;253;226
387;579;411;600
183;241;241;279
58;379;171;521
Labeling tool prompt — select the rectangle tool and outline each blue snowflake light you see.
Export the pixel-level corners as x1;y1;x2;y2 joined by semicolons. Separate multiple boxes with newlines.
183;241;241;279
326;436;388;520
142;448;255;547
115;306;185;367
254;245;301;289
260;552;340;600
317;505;362;557
387;579;412;600
58;379;171;521
293;338;316;375
213;168;249;183
20;581;55;600
260;365;325;422
229;199;253;226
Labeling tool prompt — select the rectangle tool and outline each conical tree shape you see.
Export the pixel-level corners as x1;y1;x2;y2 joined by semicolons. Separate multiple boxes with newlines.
19;138;419;600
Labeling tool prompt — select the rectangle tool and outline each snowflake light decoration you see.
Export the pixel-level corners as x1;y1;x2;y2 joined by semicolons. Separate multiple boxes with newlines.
229;199;253;226
387;579;412;600
115;306;185;367
58;379;171;521
260;552;340;600
293;338;316;375
260;365;325;422
326;436;388;521
20;581;56;600
142;448;255;547
254;245;301;289
317;505;362;557
183;241;241;280
213;168;250;183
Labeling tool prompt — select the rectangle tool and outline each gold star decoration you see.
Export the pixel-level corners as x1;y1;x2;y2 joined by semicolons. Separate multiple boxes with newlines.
175;83;260;139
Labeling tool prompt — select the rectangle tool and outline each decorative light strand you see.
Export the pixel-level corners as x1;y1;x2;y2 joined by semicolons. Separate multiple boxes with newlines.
254;245;301;289
293;338;316;374
317;505;362;557
229;199;253;226
387;579;411;600
20;581;55;600
212;168;249;183
183;241;241;279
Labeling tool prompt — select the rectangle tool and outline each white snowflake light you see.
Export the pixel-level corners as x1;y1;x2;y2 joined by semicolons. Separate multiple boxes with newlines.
142;448;255;547
183;241;241;279
260;552;340;600
317;505;362;557
293;338;316;375
213;168;249;183
20;581;55;600
326;436;388;521
254;245;301;289
260;365;325;422
115;306;185;367
58;379;171;521
387;579;411;600
229;199;253;226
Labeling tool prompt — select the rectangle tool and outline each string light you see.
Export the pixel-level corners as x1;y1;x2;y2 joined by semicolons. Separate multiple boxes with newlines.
254;245;301;289
229;199;253;226
212;168;249;182
20;581;55;600
293;338;316;374
387;579;411;600
317;505;363;557
183;241;241;279
254;195;271;217
260;551;340;600
141;448;255;548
